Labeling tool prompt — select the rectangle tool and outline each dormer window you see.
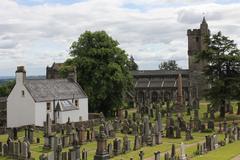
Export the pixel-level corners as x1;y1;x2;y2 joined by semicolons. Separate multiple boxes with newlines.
75;100;79;107
21;90;25;97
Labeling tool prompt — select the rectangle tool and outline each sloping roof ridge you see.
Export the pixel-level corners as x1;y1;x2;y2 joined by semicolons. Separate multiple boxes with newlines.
72;81;88;97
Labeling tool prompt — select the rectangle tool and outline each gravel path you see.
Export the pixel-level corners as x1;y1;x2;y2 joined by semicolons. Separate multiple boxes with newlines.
231;154;240;160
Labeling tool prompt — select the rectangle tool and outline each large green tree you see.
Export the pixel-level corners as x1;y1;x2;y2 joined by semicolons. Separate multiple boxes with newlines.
62;31;133;115
196;32;240;118
159;60;181;70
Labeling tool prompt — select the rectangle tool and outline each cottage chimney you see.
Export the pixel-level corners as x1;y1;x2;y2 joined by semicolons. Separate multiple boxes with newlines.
16;66;26;84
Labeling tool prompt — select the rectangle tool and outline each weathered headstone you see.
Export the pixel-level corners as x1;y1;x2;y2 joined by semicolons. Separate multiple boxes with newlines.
2;144;8;156
113;138;121;156
139;150;144;160
94;125;109;160
82;148;88;160
154;151;160;160
122;135;131;153
171;144;176;159
133;135;141;150
13;128;18;140
0;142;2;156
208;120;215;130
179;142;186;160
108;143;113;158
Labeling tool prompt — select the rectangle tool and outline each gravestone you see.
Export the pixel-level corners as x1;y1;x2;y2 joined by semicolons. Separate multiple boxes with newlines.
167;126;174;138
175;126;181;138
171;144;176;159
78;125;86;145
185;128;193;141
133;135;141;150
8;141;13;157
45;113;52;136
237;103;240;115
154;151;160;160
143;116;151;142
3;144;8;156
13;141;20;159
125;110;128;119
218;122;222;133
13;128;18;140
108;143;113;158
39;154;48;160
122;135;131;153
208;120;215;130
179;142;186;160
122;120;129;134
94;125;109;160
113;118;121;132
20;141;28;159
28;127;34;144
82;148;88;160
139;150;144;160
131;122;138;135
157;112;162;132
223;119;227;132
113;138;121;156
0;142;2;156
164;152;170;160
62;152;68;160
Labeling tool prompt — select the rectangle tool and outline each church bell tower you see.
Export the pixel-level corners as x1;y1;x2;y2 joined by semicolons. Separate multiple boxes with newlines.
187;17;210;98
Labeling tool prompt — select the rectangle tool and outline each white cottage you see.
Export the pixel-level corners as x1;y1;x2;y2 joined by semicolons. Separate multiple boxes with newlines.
7;66;88;127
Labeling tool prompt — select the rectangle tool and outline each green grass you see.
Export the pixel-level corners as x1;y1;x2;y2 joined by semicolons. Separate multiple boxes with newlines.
192;140;240;160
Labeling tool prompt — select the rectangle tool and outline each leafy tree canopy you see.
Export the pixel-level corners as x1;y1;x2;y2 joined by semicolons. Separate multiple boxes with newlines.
159;60;181;70
61;31;133;115
0;80;15;97
196;31;240;117
128;55;138;71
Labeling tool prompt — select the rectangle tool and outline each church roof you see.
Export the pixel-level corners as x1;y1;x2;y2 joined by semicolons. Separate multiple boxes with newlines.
24;79;87;102
132;69;189;77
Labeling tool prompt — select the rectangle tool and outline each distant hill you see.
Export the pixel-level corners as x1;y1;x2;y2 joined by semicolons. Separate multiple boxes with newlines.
0;75;45;85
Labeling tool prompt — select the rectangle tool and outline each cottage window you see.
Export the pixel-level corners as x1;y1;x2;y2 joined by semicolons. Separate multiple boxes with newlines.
75;100;79;107
47;102;51;111
21;90;25;97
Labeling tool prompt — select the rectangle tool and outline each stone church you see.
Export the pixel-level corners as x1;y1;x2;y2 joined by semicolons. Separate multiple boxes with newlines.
133;17;210;106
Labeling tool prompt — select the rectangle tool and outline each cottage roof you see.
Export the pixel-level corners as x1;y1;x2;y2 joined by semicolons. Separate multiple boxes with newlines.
24;79;87;102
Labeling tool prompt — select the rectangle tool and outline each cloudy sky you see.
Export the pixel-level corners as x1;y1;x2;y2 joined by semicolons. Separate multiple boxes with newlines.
0;0;240;76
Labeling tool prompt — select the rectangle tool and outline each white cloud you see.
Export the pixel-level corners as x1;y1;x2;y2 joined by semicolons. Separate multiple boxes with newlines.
0;0;240;75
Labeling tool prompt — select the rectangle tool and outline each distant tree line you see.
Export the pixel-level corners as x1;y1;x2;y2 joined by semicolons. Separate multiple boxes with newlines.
159;60;181;70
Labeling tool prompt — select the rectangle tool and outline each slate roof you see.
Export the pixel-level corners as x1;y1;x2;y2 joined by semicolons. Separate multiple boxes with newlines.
24;79;87;102
134;79;189;88
132;69;189;77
